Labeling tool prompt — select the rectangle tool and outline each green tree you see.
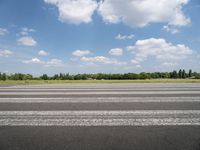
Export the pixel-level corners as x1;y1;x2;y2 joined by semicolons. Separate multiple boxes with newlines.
189;69;192;78
182;69;186;79
41;74;48;80
140;72;150;80
195;73;200;79
171;71;178;79
178;69;182;78
53;74;59;80
2;73;6;81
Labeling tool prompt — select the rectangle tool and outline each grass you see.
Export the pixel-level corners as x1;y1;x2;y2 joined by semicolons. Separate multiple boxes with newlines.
0;79;200;84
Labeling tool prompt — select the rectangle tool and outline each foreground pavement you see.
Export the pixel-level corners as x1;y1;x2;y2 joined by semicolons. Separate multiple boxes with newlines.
0;83;200;150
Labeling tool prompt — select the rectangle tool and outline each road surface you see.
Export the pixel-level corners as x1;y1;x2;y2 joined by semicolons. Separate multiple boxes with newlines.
0;83;200;150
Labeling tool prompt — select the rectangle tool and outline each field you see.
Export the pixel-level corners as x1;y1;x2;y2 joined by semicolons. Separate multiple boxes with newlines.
0;79;200;84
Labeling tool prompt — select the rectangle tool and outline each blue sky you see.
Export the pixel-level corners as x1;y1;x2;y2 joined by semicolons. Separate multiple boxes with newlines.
0;0;200;75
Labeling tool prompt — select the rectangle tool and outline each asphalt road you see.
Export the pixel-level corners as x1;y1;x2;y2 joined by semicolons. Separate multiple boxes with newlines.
0;83;200;150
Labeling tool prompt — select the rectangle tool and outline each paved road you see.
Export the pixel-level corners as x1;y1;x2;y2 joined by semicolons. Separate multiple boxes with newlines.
0;83;200;150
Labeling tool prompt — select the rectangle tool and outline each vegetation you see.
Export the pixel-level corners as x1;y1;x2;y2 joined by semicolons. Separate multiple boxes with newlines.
0;69;200;83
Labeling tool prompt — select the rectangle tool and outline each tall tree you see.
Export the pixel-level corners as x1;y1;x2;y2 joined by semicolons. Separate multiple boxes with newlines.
189;69;192;78
2;73;6;81
172;71;178;79
182;69;186;79
178;69;182;78
41;74;48;80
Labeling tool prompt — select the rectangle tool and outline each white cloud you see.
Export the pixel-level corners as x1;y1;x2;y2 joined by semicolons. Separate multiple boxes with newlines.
45;59;64;67
23;58;65;67
129;38;193;64
109;48;123;56
98;0;190;27
17;36;37;46
80;56;126;65
131;59;140;64
160;62;178;67
115;34;134;40
44;0;98;24
0;28;8;36
72;50;91;57
162;25;179;34
155;62;179;70
0;50;13;57
20;27;35;36
23;58;44;64
136;65;141;68
38;50;49;56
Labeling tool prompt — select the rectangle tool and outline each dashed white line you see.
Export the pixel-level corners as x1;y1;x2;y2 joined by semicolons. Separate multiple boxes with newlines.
0;110;200;126
0;97;199;103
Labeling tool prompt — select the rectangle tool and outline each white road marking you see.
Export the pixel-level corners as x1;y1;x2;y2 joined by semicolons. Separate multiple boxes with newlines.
0;91;200;95
0;88;199;91
1;84;200;126
0;110;200;126
0;97;199;103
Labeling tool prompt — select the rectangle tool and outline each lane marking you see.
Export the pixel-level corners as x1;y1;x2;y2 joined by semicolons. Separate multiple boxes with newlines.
1;118;200;126
0;110;200;126
0;88;199;91
1;110;200;115
0;97;199;103
0;91;200;95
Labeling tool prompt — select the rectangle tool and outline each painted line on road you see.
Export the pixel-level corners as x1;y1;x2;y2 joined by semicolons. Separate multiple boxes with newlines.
0;97;199;103
0;110;200;126
0;91;200;95
0;88;199;91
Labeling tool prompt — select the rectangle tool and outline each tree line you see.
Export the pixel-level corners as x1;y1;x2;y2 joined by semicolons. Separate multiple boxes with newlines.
0;69;200;81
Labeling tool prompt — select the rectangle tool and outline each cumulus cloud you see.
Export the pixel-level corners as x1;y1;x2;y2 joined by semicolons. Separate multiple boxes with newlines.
23;58;44;64
45;59;65;67
0;50;13;57
72;50;91;57
23;58;65;67
80;56;126;65
20;27;35;36
136;64;141;68
98;0;190;27
160;62;178;67
17;36;37;46
115;34;134;40
38;50;49;56
131;59;141;64
128;38;193;64
0;28;8;36
162;25;179;34
155;62;179;70
109;48;123;56
44;0;98;24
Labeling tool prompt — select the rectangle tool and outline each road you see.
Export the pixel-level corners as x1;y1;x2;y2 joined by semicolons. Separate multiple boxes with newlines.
0;83;200;150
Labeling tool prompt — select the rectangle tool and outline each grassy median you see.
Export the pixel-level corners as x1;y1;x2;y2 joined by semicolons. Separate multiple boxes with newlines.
0;79;200;84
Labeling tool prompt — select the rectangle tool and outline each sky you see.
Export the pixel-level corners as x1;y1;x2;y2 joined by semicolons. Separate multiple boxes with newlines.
0;0;200;75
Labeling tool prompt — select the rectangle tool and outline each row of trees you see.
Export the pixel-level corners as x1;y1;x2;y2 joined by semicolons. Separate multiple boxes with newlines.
0;73;33;81
0;69;200;81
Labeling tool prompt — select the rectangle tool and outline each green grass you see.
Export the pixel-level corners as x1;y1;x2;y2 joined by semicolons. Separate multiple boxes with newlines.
0;79;200;84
